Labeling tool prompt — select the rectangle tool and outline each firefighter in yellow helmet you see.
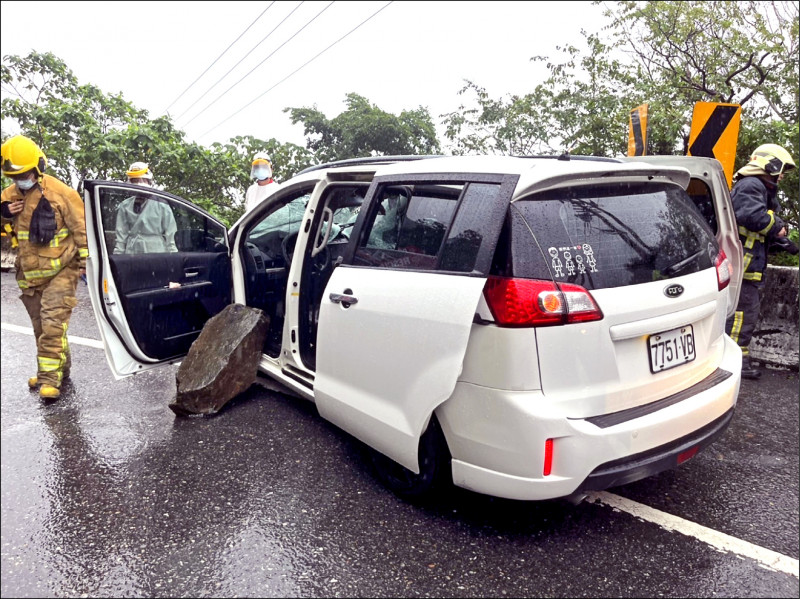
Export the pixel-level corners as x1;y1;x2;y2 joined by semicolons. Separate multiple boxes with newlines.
1;135;89;399
725;143;797;379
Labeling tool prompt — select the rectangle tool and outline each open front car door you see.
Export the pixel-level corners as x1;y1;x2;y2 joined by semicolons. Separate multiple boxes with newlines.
83;180;231;378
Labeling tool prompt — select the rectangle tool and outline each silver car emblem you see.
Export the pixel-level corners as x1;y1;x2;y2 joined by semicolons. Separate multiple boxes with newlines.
664;284;684;298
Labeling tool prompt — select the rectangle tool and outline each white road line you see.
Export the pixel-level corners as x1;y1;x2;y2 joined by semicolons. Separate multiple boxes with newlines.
588;491;800;577
1;322;104;349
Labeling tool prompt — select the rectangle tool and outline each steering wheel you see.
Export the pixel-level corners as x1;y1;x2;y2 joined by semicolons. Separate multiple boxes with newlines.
281;230;332;273
281;231;299;268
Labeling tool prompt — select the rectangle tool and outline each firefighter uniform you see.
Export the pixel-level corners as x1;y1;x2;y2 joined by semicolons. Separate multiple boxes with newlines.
1;168;88;396
724;144;796;379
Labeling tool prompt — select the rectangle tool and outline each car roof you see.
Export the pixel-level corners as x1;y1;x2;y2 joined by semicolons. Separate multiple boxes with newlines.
289;155;692;197
368;155;692;197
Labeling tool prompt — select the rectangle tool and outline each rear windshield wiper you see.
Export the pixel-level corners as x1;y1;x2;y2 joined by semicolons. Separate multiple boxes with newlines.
662;249;706;277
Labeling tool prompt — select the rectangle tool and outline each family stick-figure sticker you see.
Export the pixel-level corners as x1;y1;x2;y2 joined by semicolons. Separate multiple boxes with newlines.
548;244;599;278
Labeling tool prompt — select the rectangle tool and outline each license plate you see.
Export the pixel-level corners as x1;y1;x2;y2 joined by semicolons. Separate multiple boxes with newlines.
648;325;695;373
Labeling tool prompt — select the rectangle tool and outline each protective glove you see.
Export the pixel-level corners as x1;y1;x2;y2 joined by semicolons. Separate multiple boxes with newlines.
769;235;799;255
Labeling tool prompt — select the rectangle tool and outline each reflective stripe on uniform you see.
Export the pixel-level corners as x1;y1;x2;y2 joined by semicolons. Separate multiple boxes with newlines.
23;258;63;280
22;258;62;280
758;210;776;235
741;252;763;281
57;322;69;383
17;228;69;245
17;279;29;289
729;311;743;344
78;247;89;258
48;228;70;247
739;226;765;250
742;252;753;273
37;356;61;372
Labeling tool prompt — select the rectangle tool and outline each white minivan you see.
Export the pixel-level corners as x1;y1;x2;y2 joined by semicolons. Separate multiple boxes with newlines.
83;154;743;501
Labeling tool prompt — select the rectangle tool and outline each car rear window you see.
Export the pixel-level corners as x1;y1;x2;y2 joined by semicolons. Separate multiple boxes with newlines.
495;182;719;290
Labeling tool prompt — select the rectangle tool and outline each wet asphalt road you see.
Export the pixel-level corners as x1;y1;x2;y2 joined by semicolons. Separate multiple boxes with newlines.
1;270;798;598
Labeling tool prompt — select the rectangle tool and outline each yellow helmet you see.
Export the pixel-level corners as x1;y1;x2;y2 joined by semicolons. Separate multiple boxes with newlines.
748;144;796;176
126;161;153;180
1;135;47;177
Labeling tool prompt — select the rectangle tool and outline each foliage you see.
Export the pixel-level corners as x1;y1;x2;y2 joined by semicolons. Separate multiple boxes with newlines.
605;0;799;240
285;93;441;163
1;52;315;226
439;1;798;264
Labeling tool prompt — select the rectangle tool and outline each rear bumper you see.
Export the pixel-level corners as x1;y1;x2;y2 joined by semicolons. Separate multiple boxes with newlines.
574;406;734;494
439;334;742;501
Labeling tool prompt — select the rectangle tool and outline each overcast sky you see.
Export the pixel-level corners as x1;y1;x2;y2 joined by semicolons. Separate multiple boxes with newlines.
1;0;609;151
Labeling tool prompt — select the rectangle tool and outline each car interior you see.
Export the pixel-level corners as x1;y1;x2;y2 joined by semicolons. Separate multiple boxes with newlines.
297;184;370;370
240;188;313;358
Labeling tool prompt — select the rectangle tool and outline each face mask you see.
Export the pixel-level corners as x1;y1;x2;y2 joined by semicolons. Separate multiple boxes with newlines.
15;177;36;191
253;166;272;181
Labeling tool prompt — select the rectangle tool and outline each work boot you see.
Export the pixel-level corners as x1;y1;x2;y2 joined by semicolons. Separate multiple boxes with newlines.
29;372;69;389
741;356;761;380
39;385;61;399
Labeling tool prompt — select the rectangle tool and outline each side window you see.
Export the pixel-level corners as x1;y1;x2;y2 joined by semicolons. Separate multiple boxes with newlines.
99;186;225;255
687;178;718;234
354;181;504;273
355;183;464;270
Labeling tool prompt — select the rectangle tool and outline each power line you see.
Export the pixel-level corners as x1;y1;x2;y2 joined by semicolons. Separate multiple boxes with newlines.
173;1;305;123
198;1;394;140
162;2;275;116
181;1;335;130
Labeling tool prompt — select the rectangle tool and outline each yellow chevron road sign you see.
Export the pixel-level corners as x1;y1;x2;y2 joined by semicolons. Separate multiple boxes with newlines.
627;104;648;156
688;102;741;188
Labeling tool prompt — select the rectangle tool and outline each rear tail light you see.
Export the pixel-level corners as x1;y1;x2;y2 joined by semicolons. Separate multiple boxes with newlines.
543;438;554;476
715;249;731;291
483;276;603;327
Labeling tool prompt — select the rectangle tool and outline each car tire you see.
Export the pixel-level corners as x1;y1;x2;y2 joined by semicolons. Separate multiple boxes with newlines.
369;415;452;500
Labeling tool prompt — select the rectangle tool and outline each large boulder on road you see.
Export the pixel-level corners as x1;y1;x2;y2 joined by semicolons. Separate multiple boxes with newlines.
170;304;269;416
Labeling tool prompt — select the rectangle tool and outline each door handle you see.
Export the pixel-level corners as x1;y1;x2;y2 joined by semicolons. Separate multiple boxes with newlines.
329;292;358;307
184;270;199;278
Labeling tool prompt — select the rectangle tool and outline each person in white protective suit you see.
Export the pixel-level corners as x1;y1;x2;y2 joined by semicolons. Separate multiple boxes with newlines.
244;152;277;213
113;162;178;254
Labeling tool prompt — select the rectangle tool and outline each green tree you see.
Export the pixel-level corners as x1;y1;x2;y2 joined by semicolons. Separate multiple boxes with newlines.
441;34;637;157
605;0;799;257
285;93;441;163
1;51;315;226
441;1;798;261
